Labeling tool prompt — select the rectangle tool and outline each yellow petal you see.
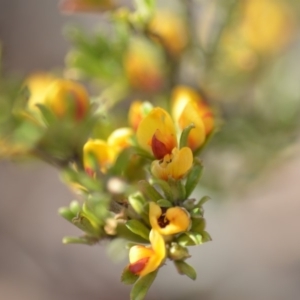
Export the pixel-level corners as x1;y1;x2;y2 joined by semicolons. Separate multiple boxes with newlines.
44;79;89;120
124;38;165;92
25;73;56;111
241;0;293;53
163;206;190;234
83;139;114;173
128;230;165;277
129;245;154;264
151;147;193;180
179;102;206;150
137;107;177;154
171;86;200;122
140;230;165;277
149;10;188;56
149;202;190;235
107;127;133;154
149;202;163;232
172;85;214;141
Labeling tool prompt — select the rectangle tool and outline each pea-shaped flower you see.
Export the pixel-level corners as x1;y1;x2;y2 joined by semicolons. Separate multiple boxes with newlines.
149;202;190;235
83;127;133;174
128;230;166;277
136;107;193;180
171;86;214;151
26;74;90;121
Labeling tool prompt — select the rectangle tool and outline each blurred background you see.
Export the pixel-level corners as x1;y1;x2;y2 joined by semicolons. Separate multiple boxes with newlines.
1;0;300;299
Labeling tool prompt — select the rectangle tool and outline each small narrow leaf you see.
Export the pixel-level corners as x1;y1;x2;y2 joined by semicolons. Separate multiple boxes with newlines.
176;234;195;246
138;180;163;202
168;178;186;202
58;207;75;222
130;270;158;300
150;178;173;202
185;232;202;245
36;103;57;125
69;200;81;215
156;199;172;207
109;147;133;176
174;261;197;280
202;231;212;243
179;123;195;149
191;217;206;233
62;236;98;245
128;192;147;215
116;223;148;243
121;266;139;285
198;196;211;206
185;161;203;198
126;220;150;240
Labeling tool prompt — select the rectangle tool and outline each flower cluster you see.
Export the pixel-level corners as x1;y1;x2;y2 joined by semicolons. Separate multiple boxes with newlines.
73;85;214;283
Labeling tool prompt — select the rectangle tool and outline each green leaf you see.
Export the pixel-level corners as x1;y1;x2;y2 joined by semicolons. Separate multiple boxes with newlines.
150;178;173;202
121;266;139;285
198;196;211;206
185;232;202;245
202;231;212;243
138;180;163;202
62;236;99;245
36;104;57;125
185;161;203;198
128;192;147;215
58;207;76;222
168;178;186;202
126;220;150;240
174;261;197;280
176;232;202;246
73;213;102;237
116;223;148;243
69;200;81;215
179;123;195;149
109;147;133;176
191;217;206;233
176;234;194;247
130;270;158;300
156;199;173;208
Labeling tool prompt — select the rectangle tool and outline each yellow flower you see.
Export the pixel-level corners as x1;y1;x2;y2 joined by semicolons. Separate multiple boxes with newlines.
219;0;294;71
124;38;165;92
171;86;214;150
151;147;193;180
128;101;153;132
26;74;89;121
148;10;188;57
83;127;133;174
26;73;55;110
128;230;165;277
240;0;293;54
83;139;113;174
136;106;193;180
149;202;190;235
137;107;177;158
107;127;133;155
44;79;89;121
